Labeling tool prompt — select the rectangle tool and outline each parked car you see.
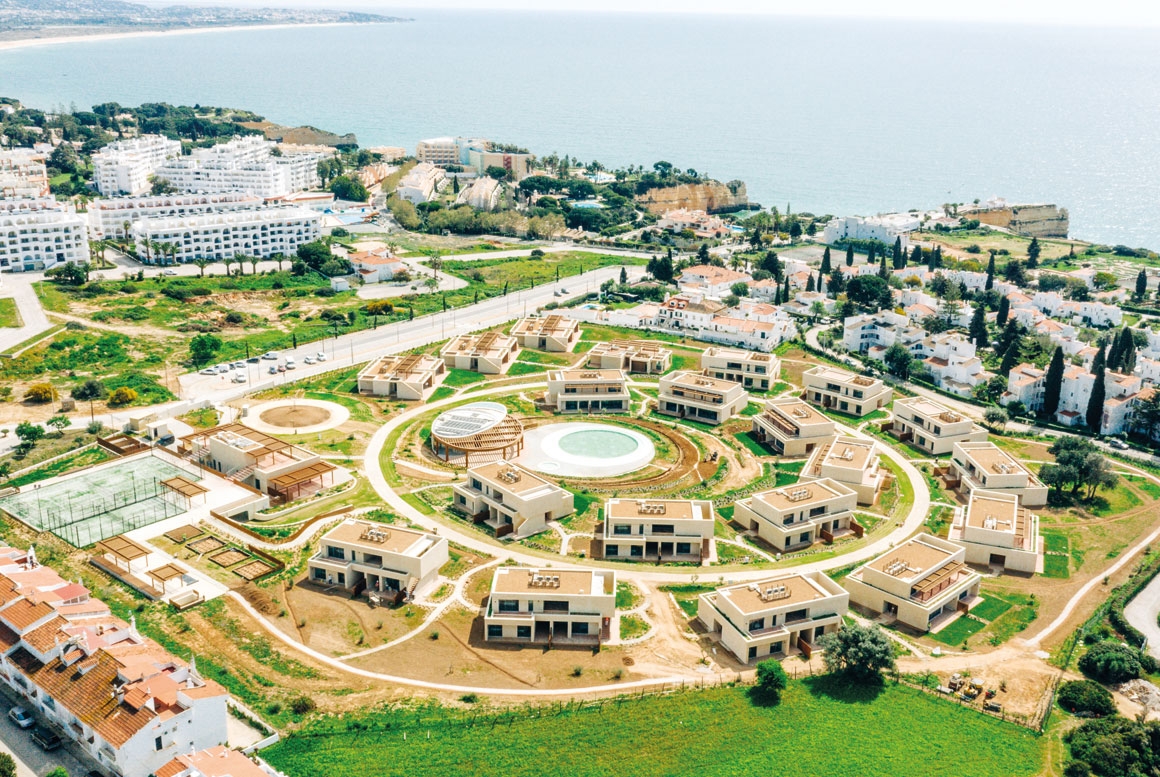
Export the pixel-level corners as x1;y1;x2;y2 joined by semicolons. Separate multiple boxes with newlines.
232;373;246;384
1109;439;1129;450
316;352;327;361
246;356;261;364
303;356;315;365
199;368;217;376
262;351;279;360
8;706;33;729
162;269;177;276
231;361;246;369
268;366;278;375
31;726;61;751
215;364;231;374
277;365;286;373
285;361;296;370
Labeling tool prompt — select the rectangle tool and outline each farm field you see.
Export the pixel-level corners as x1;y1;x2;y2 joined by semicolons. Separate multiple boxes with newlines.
263;679;1044;777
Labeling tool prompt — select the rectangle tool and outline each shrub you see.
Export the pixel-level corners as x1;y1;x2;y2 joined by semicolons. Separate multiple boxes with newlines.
365;299;393;316
289;696;316;715
751;659;788;705
571;666;583;677
23;383;55;403
107;387;138;407
224;311;244;324
1057;680;1116;717
266;701;282;716
1078;641;1143;684
459;693;479;704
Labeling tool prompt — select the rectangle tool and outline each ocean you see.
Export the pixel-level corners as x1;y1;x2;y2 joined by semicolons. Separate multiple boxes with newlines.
2;10;1160;246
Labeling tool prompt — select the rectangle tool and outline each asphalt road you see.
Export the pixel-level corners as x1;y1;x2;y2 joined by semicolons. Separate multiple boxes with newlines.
0;694;88;777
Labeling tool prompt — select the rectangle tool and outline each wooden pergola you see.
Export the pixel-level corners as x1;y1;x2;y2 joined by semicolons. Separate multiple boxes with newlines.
269;461;336;503
95;535;152;573
161;476;208;511
430;415;524;468
146;563;187;594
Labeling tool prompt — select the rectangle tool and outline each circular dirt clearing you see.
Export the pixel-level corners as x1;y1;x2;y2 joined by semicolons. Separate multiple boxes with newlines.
260;406;331;427
245;398;350;434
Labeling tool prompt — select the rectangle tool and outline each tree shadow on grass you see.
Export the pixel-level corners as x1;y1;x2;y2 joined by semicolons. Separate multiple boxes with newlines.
802;672;887;704
746;686;782;708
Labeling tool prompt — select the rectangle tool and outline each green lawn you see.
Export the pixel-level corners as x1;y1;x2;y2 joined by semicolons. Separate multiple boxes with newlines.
1042;554;1070;579
443;369;489;387
507;361;550;376
930;616;987;646
971;597;1014;622
0;298;20;328
428;386;456;402
263;679;1043;777
5;446;114;488
735;431;775;457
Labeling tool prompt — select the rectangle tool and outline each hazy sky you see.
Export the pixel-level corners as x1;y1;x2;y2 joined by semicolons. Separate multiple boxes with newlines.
175;0;1160;27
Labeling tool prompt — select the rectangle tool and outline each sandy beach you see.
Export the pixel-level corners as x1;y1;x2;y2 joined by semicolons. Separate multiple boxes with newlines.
0;21;393;53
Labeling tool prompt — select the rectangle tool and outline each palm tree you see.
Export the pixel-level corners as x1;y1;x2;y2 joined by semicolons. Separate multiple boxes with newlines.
193;258;210;278
166;242;180;266
221;255;234;277
272;253;286;272
89;239;106;266
249;255;260;276
233;252;247;275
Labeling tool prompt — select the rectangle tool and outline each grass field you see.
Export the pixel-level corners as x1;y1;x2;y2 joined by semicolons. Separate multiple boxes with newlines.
263;679;1043;777
4;446;114;488
0;298;20;328
930;616;987;646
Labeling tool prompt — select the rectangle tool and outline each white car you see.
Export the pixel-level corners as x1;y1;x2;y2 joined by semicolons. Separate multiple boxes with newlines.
8;707;33;729
316;352;327;362
162;269;177;276
304;356;315;365
215;364;231;374
262;352;279;360
1109;439;1129;450
231;361;246;369
285;361;297;370
199;367;217;376
232;373;246;384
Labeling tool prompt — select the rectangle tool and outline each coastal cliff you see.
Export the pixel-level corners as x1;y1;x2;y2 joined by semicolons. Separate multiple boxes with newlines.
636;179;748;215
964;203;1069;238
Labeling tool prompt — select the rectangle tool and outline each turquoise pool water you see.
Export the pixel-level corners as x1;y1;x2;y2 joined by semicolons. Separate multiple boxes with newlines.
557;428;640;458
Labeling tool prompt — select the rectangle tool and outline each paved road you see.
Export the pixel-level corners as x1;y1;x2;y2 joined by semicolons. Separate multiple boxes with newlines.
0;273;53;354
0;694;88;777
1124;571;1160;658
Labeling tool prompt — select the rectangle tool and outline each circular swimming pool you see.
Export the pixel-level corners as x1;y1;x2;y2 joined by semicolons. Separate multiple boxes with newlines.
518;422;655;478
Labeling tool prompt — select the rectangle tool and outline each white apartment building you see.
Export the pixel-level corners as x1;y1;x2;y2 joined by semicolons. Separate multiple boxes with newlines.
545;369;631;413
131;207;321;263
657;370;750;425
802;365;892;417
751;397;836;456
918;333;994;397
416;136;489;167
152;135;324;198
947;441;1048;507
949;490;1042;574
306;519;449;599
1031;291;1122;328
465;149;533;180
484;567;614;645
844;533;983;631
452;460;574;538
842;310;915;354
456;176;502;210
892;396;987;455
357;354;447;400
92;134;182;195
733;478;859;551
822;213;918;250
396;162;447;204
585;340;672;374
698;572;848;663
700;347;780;392
0;198;88;272
440;331;520;374
88;192;262;239
0;148;49;198
801;436;884;505
654;292;727;331
596;498;715;563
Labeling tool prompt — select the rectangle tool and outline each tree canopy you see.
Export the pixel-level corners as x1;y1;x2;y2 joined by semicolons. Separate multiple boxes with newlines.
1039;437;1118;500
818;624;895;681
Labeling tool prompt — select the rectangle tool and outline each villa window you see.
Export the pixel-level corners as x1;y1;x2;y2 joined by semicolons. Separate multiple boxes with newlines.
497;600;519;613
613;525;632;536
517;626;531;639
749;618;765;632
606;545;619;557
326;546;344;560
677;542;692;555
487;625;503;639
572;623;589;636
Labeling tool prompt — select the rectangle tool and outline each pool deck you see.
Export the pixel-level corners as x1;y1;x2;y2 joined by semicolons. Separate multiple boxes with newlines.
517;422;655;479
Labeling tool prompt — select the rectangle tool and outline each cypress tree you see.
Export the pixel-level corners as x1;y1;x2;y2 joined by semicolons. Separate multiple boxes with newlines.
1119;327;1137;374
999;333;1023;376
774;283;782;305
985;251;996;291
892;237;903;269
910;245;922;267
1043;347;1064;418
820;247;832;274
1027;237;1041;268
829;270;844;295
1107;332;1123;373
996;295;1010;326
1086;346;1107;432
969;304;989;348
806;273;816;292
845;245;854;267
878;250;888;279
867;244;876;266
782;276;791;301
1136;269;1148;300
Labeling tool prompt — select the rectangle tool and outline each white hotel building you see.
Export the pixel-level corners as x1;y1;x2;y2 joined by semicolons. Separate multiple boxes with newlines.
88;192;263;239
151;136;324;198
0;199;88;272
92;134;183;195
0;148;50;198
131;207;321;263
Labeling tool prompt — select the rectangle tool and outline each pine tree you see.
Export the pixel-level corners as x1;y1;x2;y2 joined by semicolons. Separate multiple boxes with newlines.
892;237;903;269
997;295;1010;326
969;304;989;348
820;247;832;274
845;245;854;267
1136;269;1148;300
1027;237;1041;268
1043;347;1064;418
985;251;996;291
878;250;888;279
1086;345;1107;432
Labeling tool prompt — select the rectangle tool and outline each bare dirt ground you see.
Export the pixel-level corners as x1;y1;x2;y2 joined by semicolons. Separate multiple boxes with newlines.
259;405;332;428
898;644;1059;721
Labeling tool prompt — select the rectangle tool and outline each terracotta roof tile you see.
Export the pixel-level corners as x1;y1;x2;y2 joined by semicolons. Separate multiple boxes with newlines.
1;598;55;632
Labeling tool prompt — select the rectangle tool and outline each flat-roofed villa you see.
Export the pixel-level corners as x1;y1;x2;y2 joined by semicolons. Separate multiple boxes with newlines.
844;533;982;632
949;490;1043;573
439;331;520;374
657;370;749;425
585;340;672;373
306;518;449;601
484;567;615;645
697;571;848;663
593;498;715;563
751;397;836;456
178;423;336;503
511;315;580;352
803;365;892;417
801;436;885;505
945;441;1048;507
545;369;631;414
733;478;860;551
356;353;446;400
700;347;780;392
892;396;988;455
451;460;573;538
